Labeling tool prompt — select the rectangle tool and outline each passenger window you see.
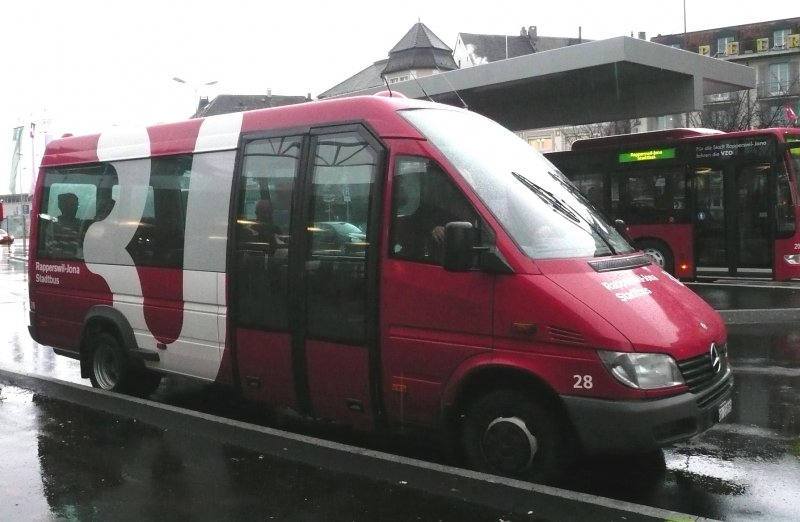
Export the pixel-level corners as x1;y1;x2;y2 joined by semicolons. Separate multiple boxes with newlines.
126;156;190;268
306;131;379;343
234;135;302;330
390;156;481;264
613;168;689;225
38;166;116;260
571;172;606;214
39;153;230;268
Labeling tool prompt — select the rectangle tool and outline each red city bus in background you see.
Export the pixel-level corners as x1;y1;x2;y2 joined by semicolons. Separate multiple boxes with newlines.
547;128;800;281
28;95;733;484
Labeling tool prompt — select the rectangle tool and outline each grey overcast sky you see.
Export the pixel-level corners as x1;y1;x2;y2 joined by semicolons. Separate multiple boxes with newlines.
1;0;798;191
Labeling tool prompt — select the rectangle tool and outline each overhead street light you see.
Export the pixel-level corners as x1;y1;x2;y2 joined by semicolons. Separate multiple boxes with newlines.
172;77;218;115
172;77;218;87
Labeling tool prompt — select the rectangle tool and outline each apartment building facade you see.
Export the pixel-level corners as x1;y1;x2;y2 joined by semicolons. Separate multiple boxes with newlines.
651;17;800;131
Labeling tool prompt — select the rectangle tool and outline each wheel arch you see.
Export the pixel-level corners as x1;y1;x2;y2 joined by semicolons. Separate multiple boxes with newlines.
79;306;137;378
442;364;576;449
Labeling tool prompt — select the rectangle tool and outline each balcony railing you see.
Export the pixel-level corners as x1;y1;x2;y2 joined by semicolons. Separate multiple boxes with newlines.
707;92;734;102
757;81;800;98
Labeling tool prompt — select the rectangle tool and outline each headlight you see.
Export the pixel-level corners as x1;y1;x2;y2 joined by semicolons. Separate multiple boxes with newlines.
598;351;684;390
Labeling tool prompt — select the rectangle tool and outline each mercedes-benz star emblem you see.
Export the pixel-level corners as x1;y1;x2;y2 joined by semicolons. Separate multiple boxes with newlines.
710;343;722;374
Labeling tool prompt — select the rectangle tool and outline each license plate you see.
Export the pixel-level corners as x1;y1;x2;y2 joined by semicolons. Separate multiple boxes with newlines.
718;398;733;421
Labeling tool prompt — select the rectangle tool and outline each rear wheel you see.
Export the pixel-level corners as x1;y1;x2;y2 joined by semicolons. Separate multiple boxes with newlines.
89;332;134;393
638;239;674;274
462;389;571;484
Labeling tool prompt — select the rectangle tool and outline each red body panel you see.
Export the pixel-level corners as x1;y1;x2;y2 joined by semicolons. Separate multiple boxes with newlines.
380;259;494;426
306;340;373;429
30;260;111;352
137;266;184;345
538;260;725;358
235;329;295;408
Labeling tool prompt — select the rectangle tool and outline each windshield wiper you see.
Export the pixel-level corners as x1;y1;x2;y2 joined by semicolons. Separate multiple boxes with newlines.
512;171;618;256
512;172;581;223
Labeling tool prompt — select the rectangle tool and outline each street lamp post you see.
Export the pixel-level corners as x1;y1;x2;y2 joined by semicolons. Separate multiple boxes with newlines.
172;77;218;115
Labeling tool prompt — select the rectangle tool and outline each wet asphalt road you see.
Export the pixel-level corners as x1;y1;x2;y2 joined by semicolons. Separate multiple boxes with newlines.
2;243;799;521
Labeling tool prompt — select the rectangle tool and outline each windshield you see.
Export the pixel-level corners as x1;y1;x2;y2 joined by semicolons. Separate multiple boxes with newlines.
400;107;634;259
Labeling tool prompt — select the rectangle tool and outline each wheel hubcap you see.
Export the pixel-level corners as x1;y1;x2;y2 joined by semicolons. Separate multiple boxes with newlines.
481;416;538;473
643;248;665;267
93;345;119;390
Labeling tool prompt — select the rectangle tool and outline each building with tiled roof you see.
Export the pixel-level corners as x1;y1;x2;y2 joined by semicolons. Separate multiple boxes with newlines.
319;22;457;99
192;93;311;118
453;26;587;68
317;60;389;101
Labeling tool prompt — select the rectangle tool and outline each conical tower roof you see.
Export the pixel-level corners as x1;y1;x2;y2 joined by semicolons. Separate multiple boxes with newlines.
383;22;457;75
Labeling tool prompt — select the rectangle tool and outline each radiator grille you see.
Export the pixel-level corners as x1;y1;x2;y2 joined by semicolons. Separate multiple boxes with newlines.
678;343;728;393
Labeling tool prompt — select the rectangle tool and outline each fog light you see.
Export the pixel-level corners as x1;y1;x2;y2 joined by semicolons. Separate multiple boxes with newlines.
784;254;800;265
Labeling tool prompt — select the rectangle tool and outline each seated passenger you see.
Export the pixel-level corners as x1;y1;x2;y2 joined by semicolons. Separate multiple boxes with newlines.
245;199;283;256
49;192;83;258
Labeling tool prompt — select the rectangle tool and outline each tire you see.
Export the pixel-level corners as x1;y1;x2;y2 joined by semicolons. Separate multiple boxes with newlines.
88;332;135;393
461;389;571;484
638;239;674;274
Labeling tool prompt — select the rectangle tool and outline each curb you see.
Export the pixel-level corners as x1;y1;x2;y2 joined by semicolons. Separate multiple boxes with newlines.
0;367;717;522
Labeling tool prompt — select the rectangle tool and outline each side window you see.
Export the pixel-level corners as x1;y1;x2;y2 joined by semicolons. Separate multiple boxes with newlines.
612;168;689;225
389;156;481;264
38;154;225;268
571;172;606;214
306;131;379;342
234;136;302;330
38;165;117;260
717;36;733;56
126;156;190;268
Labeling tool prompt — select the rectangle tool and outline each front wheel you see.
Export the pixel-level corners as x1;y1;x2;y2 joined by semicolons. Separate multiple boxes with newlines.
88;332;134;393
461;390;571;484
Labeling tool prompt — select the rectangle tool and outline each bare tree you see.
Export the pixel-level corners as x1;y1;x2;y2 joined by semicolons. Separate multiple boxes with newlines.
690;75;800;130
561;119;635;147
688;90;753;131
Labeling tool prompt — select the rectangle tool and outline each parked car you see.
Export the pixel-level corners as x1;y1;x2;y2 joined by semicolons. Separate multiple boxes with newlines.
310;221;367;255
0;229;14;245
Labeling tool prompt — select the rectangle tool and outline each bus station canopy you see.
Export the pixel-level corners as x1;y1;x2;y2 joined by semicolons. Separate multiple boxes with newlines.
336;36;756;131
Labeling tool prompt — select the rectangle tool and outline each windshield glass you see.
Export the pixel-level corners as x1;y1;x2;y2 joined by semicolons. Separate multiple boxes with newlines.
400;107;634;259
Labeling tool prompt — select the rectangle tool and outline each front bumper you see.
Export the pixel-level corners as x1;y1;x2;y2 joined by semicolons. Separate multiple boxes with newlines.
562;367;734;454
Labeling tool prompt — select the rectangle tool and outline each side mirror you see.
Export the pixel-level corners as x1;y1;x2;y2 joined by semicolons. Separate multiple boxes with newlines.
614;219;633;243
442;221;475;271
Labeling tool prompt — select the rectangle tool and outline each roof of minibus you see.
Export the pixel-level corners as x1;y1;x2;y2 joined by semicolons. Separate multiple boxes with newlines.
569;127;800;153
40;95;449;167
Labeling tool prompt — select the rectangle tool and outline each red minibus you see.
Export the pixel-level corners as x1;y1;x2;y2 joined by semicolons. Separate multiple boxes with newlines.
547;127;800;280
28;95;733;483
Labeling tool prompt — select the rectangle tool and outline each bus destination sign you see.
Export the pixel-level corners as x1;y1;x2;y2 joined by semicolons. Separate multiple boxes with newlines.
618;148;676;163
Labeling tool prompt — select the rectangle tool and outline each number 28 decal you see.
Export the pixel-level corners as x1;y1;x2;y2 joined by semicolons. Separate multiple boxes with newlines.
573;374;594;389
